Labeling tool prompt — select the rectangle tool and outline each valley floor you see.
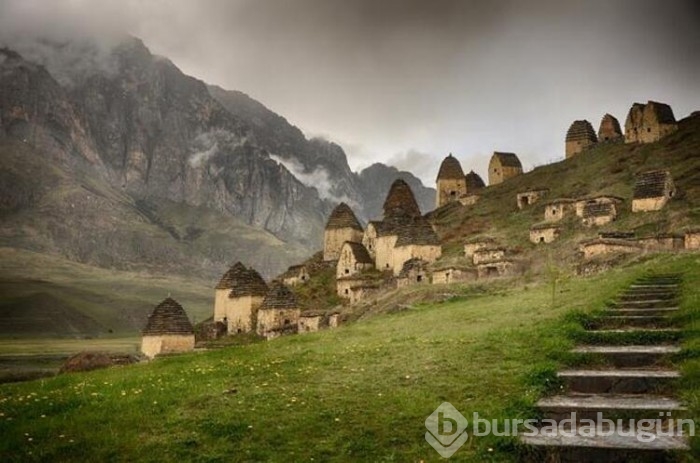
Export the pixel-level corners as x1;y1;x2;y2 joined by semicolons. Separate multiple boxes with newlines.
0;253;698;462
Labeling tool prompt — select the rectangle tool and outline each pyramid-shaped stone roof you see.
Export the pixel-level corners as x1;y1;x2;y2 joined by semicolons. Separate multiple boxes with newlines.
566;120;598;143
216;262;268;297
491;152;522;168
633;170;672;199
215;262;247;289
325;203;363;231
383;179;421;219
394;216;440;247
598;114;622;140
645;101;676;124
260;282;299;310
343;241;373;264
142;297;194;336
465;170;485;191
436;154;465;180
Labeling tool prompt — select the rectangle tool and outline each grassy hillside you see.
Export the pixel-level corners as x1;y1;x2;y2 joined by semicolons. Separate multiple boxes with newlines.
430;114;700;270
0;253;698;462
0;248;213;337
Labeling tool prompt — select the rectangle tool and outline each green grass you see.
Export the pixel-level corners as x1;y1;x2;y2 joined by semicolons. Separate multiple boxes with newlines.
0;248;213;336
1;254;698;462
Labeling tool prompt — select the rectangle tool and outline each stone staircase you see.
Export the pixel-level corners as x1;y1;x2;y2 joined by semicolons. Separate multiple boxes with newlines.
521;275;691;462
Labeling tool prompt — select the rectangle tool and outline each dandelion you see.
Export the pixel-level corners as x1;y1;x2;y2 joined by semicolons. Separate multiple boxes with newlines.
334;418;340;422
40;414;46;418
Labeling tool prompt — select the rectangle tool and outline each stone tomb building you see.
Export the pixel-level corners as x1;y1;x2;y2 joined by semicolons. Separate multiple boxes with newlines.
435;154;486;208
579;238;641;260
431;266;475;285
632;170;675;212
625;101;678;144
517;189;549;209
436;154;467;208
141;297;195;359
464;237;497;259
298;311;324;333
578;198;622;227
565;120;597;158
544;199;576;222
280;264;310;287
336;241;374;278
362;179;441;276
214;263;268;334
530;223;561;244
598;114;623;143
396;258;430;287
323;203;364;261
256;282;301;340
488;152;523;185
685;229;700;250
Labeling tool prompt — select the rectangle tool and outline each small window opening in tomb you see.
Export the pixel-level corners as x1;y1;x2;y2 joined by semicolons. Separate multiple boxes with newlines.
305;326;310;332
344;289;349;294
386;263;390;268
446;272;451;279
577;141;581;145
344;268;350;274
647;127;651;133
237;328;242;334
604;136;609;141
417;275;423;282
368;244;373;250
284;319;290;325
486;266;498;276
522;196;529;206
450;191;456;197
301;275;306;281
539;237;545;243
552;208;557;214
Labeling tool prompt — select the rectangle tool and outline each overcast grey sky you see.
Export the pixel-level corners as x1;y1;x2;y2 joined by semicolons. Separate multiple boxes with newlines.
1;0;699;184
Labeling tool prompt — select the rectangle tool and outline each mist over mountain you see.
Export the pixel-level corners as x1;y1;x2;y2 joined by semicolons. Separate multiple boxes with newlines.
0;35;434;278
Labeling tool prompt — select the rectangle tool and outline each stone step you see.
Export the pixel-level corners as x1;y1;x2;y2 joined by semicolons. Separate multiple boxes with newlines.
606;307;679;316
579;328;682;345
613;300;679;309
521;429;689;462
630;284;679;290
571;345;681;368
595;316;673;329
538;393;685;421
619;292;677;301
558;369;680;394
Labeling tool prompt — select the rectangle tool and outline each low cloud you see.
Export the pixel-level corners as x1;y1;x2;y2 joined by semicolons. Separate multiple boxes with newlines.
188;129;247;168
269;154;359;208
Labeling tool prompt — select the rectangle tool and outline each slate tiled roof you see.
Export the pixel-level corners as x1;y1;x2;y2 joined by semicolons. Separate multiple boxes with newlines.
343;241;373;264
598;114;622;139
383;179;422;219
398;258;429;277
326;203;363;230
394;216;440;246
583;201;615;217
436;154;465;180
216;262;247;289
566;120;598;143
142;298;194;336
465;170;486;190
633;170;672;199
260;282;298;310
646;101;676;124
491;152;522;168
216;262;269;297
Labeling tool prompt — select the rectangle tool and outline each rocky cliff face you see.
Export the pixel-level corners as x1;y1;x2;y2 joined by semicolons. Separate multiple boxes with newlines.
0;36;434;278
